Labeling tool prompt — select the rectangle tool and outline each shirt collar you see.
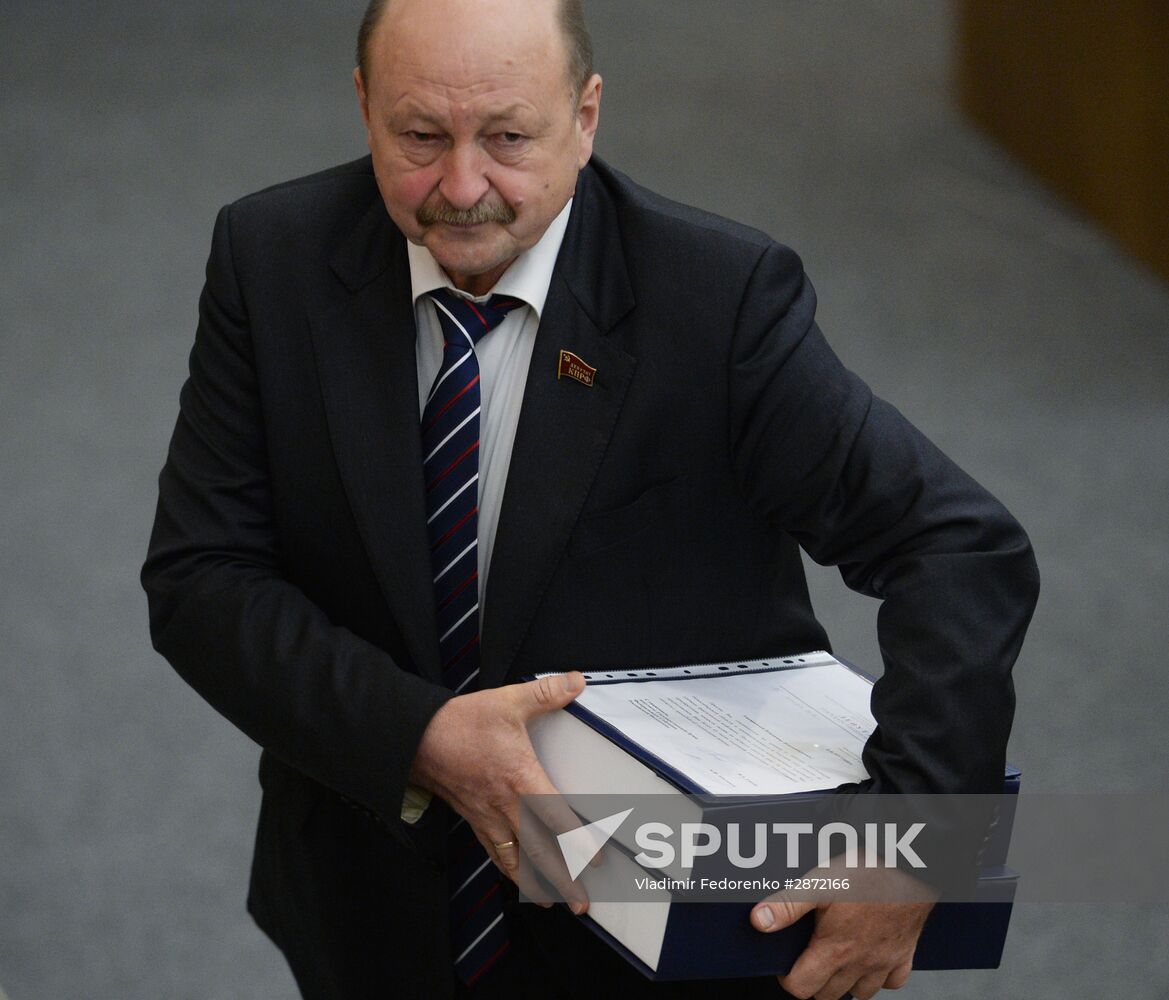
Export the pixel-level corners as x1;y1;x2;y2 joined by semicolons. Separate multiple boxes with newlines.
407;198;573;319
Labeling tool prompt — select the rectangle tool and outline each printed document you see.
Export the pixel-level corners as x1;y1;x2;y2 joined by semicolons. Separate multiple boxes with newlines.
573;652;875;795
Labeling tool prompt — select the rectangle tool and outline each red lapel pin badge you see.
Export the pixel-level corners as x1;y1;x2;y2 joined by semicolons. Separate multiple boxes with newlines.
557;350;597;388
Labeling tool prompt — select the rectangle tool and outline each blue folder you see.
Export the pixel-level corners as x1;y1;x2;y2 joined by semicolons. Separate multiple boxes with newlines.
538;654;1022;980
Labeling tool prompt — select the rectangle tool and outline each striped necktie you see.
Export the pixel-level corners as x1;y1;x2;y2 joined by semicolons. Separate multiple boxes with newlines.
421;287;523;985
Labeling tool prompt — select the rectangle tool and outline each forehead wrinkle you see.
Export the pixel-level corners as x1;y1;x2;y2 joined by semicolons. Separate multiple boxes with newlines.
386;52;551;98
387;71;548;129
479;104;544;126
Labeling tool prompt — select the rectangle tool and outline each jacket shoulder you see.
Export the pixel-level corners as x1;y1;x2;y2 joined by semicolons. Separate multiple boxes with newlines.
231;156;376;211
585;158;791;274
220;156;381;244
208;156;388;287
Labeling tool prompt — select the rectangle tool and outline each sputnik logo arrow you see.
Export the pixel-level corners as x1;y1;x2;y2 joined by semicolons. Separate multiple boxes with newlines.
556;808;634;880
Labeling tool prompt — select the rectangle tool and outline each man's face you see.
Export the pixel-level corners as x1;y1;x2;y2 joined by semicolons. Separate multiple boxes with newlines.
355;0;601;296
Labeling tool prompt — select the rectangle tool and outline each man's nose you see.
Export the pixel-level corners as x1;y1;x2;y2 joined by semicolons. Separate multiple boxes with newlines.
437;143;491;210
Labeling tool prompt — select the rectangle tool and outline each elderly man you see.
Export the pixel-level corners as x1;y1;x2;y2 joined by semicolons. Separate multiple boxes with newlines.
142;0;1038;997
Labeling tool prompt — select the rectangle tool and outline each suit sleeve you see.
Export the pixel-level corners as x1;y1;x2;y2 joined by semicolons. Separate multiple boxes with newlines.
141;204;450;829
729;242;1039;797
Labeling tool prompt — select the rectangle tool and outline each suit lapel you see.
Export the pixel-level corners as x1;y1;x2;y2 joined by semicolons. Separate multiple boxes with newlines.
309;199;443;684
481;168;637;686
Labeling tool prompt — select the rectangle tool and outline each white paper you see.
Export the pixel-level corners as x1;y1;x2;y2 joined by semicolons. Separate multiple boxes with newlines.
572;652;875;795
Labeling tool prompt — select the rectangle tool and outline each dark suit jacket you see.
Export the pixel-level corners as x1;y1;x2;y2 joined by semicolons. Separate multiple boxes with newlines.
142;155;1038;996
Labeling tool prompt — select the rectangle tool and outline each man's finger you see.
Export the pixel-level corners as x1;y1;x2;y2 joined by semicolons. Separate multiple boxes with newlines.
510;671;585;719
751;894;815;932
512;788;592;910
510;835;588;915
493;753;574;866
521;823;590;914
472;827;520;882
850;969;890;999
818;968;864;1000
777;939;835;1000
514;849;557;908
883;961;912;990
491;835;522;876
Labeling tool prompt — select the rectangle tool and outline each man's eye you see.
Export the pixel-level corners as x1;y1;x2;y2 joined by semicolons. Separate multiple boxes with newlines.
497;132;526;145
405;131;438;143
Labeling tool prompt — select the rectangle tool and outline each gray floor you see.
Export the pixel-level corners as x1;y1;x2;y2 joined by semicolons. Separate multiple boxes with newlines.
3;2;1167;998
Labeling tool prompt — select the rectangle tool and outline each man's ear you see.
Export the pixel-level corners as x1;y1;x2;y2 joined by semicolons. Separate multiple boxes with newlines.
575;73;603;168
354;66;371;129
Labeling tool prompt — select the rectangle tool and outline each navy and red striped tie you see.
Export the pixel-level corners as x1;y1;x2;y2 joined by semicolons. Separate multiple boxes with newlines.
422;287;523;985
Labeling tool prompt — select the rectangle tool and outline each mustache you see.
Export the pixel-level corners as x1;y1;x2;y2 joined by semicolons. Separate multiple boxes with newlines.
417;198;517;227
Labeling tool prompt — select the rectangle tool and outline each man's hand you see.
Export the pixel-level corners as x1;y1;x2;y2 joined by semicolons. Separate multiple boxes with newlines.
751;864;937;1000
410;671;589;909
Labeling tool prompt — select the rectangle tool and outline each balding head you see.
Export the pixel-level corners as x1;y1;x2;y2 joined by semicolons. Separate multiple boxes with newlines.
357;0;593;100
352;0;602;295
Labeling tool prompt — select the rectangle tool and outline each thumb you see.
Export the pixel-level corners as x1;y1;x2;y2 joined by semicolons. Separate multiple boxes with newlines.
514;671;586;719
751;894;816;933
